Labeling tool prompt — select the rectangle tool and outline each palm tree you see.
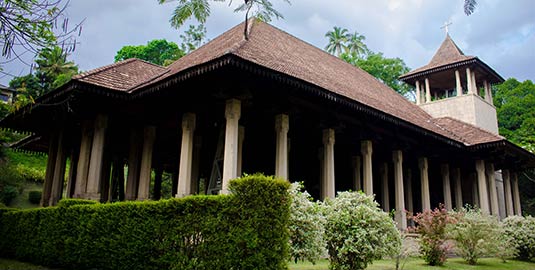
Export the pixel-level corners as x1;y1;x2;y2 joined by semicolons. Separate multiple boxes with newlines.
34;46;78;92
464;0;477;15
159;0;290;30
325;27;349;56
345;31;369;59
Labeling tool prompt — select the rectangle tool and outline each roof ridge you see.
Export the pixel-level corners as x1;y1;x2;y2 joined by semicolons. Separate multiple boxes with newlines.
74;58;166;81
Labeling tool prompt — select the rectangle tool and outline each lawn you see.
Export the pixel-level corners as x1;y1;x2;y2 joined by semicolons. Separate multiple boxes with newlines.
289;257;535;270
0;258;56;270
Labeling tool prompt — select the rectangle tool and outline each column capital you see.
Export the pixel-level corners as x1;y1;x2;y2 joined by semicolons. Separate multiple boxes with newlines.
144;125;156;139
94;114;108;130
475;159;485;173
485;162;495;174
392;150;403;163
418;157;428;170
275;114;289;133
225;99;241;120
351;156;361;167
181;113;196;131
322;128;335;145
441;163;450;174
360;140;373;155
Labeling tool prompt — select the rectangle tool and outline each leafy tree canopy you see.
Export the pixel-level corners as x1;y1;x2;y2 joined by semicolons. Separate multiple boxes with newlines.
114;39;185;66
325;27;412;97
494;78;535;153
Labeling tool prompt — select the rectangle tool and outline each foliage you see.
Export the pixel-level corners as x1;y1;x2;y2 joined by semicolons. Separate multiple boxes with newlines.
28;191;42;205
56;198;97;208
5;150;47;182
0;174;290;270
494;79;535;153
323;191;401;270
342;52;412;96
158;0;290;30
115;39;184;66
503;215;535;260
464;0;477;15
0;185;19;206
448;208;510;265
325;27;412;97
410;206;456;266
0;164;23;205
288;182;325;264
180;24;208;54
0;0;82;66
34;46;79;90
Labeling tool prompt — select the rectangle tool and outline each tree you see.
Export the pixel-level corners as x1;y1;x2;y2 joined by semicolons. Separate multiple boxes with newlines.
324;27;349;57
288;182;325;264
324;191;401;270
114;39;184;66
34;46;78;89
464;0;477;15
0;0;82;69
179;24;207;54
158;0;290;34
345;31;369;59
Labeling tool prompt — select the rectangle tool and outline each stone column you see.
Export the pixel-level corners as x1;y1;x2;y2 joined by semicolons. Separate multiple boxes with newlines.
321;129;335;200
352;156;362;191
455;70;463;96
415;80;421;105
65;146;79;198
453;168;463;209
191;135;202;195
466;67;473;94
425;78;431;103
86;114;108;201
512;172;522;215
419;157;430;211
486;163;499;216
471;173;479;208
237;126;245;177
49;130;68;206
125;129;142;200
361;140;373;196
221;99;241;194
441;164;452;211
502;169;514;217
137;126;156;200
177;113;196;198
380;162;390;212
393;150;406;230
74;121;92;198
471;71;478;95
275;114;289;180
41;133;58;206
475;160;490;214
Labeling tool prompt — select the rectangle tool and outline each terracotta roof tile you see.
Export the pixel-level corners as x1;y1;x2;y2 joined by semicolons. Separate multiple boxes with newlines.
400;34;475;79
432;117;504;145
74;58;169;92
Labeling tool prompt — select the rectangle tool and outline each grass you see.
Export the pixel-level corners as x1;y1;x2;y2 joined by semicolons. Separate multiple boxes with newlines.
2;257;535;270
9;182;42;209
290;257;535;270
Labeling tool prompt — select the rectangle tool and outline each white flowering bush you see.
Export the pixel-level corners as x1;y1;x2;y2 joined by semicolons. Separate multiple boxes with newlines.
288;182;326;264
503;215;535;260
448;208;511;265
324;191;401;270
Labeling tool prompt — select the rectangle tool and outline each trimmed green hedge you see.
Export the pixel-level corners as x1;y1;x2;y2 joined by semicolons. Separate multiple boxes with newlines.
0;174;290;270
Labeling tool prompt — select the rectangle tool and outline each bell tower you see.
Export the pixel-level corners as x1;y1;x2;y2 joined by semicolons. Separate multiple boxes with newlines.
400;34;504;134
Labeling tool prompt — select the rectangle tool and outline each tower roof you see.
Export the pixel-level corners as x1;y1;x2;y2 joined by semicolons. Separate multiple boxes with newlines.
399;34;503;84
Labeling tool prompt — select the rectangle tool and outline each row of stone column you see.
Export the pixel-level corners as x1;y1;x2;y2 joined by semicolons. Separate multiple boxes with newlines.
415;67;493;105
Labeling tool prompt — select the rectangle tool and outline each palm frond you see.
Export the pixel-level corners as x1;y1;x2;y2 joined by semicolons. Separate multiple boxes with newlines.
464;0;477;15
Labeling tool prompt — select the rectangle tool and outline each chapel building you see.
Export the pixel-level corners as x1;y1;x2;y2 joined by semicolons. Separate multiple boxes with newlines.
2;20;533;230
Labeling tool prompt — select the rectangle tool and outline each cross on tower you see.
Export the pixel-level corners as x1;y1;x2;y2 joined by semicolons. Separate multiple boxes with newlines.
441;20;453;34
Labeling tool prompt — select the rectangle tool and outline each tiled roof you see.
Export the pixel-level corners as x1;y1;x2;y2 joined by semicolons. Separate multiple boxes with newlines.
432;117;504;145
73;58;168;92
156;20;458;142
400;34;475;79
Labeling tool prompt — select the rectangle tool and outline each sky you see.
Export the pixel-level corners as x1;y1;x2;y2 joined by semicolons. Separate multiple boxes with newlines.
1;0;534;86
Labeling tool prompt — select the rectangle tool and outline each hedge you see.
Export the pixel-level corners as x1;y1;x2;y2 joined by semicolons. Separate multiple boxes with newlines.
0;174;290;270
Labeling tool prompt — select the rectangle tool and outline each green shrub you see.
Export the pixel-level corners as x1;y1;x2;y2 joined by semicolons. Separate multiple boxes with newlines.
15;165;45;182
324;191;401;270
503;215;535;260
0;174;290;270
56;198;97;207
288;182;325;264
28;191;42;204
411;205;455;266
449;208;509;265
0;185;19;206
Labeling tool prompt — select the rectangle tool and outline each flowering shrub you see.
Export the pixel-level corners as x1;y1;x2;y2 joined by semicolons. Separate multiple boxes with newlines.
324;191;401;270
449;208;510;265
288;182;326;264
410;205;456;266
503;215;535;260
